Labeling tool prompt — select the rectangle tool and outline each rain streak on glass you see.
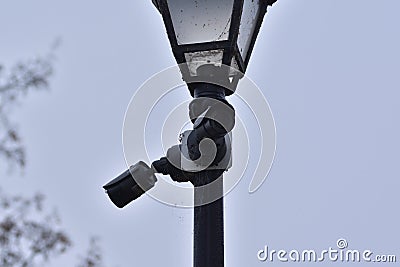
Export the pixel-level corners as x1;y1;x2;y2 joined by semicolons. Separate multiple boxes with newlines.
237;0;260;60
167;0;234;45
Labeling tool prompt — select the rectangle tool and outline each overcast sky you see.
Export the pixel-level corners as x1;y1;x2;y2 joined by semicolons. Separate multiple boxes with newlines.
1;0;400;266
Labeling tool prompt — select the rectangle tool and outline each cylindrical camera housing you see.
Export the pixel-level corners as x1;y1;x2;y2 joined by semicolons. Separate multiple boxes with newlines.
103;161;157;208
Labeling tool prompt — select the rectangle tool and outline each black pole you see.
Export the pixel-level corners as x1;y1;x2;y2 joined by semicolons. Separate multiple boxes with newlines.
153;76;233;267
190;79;232;267
193;173;224;267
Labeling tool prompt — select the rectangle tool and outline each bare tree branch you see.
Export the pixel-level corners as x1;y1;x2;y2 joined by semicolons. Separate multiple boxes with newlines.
0;40;107;267
0;50;55;170
77;237;104;267
0;188;72;267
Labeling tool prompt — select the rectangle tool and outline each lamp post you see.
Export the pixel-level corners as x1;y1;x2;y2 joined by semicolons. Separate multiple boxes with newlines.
103;0;277;266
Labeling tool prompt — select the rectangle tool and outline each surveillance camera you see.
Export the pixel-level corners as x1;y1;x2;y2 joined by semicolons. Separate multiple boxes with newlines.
103;161;157;208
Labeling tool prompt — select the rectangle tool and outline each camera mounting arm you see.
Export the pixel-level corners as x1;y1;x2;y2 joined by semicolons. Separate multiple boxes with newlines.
152;82;235;186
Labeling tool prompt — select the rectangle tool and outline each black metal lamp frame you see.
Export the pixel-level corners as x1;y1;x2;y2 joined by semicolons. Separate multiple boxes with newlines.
152;0;277;96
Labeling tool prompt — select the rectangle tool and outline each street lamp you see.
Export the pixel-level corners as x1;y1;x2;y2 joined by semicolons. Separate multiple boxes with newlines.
103;1;277;266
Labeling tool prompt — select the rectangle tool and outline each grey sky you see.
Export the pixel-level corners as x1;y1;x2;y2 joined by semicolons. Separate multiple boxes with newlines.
1;0;400;266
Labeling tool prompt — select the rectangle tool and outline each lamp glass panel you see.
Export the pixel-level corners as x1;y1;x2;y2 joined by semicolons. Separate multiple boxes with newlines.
237;0;260;59
184;49;224;76
167;0;234;45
